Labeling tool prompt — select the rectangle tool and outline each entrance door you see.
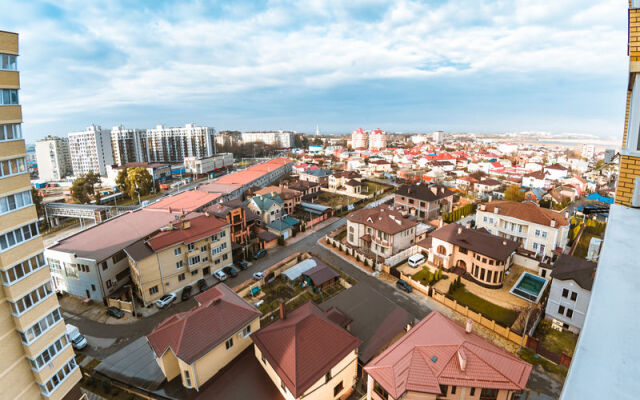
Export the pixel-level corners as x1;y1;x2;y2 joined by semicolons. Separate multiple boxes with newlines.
85;289;90;299
203;267;210;275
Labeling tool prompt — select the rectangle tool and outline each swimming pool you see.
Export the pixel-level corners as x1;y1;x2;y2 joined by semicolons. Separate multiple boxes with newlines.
510;272;548;303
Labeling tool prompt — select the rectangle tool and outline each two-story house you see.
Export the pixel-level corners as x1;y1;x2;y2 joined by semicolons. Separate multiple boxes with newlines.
246;192;284;226
475;201;569;258
544;163;569;181
346;207;418;259
365;311;532;400
328;171;364;196
422;223;519;288
124;213;232;306
253;301;361;400
298;168;332;185
205;200;260;259
394;183;454;221
545;255;596;334
254;185;303;216
147;284;260;390
522;170;550;189
474;178;502;196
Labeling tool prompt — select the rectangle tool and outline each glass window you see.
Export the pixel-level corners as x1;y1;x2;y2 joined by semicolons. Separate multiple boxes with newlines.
1;54;17;71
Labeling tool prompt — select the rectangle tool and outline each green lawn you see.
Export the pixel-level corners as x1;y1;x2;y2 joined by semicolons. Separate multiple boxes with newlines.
521;348;568;378
573;232;597;259
448;287;518;327
537;320;579;356
411;268;447;286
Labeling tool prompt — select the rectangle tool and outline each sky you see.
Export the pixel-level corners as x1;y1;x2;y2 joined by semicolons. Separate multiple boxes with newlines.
2;0;629;142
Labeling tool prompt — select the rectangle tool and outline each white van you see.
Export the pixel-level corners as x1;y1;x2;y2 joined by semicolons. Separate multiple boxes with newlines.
408;254;426;268
66;324;87;350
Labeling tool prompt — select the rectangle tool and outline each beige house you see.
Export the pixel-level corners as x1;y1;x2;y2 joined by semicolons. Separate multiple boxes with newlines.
346;207;418;258
328;171;364;196
147;283;261;390
124;213;232;305
253;302;361;400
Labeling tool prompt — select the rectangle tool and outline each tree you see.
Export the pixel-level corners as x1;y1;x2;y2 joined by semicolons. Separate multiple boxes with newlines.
126;167;153;200
504;185;525;202
115;167;129;196
70;170;101;204
31;188;48;229
312;138;323;146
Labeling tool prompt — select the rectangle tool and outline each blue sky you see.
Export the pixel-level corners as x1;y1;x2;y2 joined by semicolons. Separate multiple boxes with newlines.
2;0;628;141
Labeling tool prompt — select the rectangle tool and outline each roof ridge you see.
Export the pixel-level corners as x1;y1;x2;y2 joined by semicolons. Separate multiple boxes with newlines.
461;342;521;385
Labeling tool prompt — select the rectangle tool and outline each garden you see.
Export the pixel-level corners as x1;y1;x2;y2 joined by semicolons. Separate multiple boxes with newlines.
535;320;579;357
411;267;447;286
446;278;519;327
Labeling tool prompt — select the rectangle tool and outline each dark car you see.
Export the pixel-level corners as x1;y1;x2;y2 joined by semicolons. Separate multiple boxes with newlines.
197;279;208;293
254;249;267;260
396;279;413;293
106;307;125;319
222;266;238;278
181;285;193;301
236;260;249;270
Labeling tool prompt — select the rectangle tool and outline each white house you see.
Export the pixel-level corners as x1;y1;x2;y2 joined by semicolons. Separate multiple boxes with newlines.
544;164;569;181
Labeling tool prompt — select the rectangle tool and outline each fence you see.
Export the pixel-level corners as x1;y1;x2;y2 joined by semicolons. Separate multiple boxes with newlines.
384;245;419;268
234;252;308;298
325;235;376;269
430;288;527;345
526;336;572;367
106;298;134;313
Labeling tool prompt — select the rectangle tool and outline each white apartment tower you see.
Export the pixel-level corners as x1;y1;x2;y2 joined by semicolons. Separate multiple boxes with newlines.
433;130;444;144
368;128;387;151
143;124;216;163
351;128;367;149
110;126;145;166
241;130;295;148
35;136;71;180
68;125;114;176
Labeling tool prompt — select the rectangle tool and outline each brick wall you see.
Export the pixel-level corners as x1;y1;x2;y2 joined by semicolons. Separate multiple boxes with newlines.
615;155;640;206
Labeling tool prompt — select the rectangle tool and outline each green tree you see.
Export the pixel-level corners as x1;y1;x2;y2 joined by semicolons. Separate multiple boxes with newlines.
31;188;48;229
70;170;101;204
115;167;129;196
312;137;323;146
126;167;153;200
504;185;525;202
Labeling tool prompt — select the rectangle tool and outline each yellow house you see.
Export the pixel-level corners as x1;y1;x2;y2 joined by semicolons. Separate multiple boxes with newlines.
146;283;261;390
124;212;232;306
252;301;361;400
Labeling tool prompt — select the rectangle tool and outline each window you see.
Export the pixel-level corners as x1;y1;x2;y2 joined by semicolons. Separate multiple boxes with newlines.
211;234;218;241
220;230;226;238
535;229;541;237
566;308;574;318
77;264;90;273
487;270;492;282
451;386;457;394
480;268;485;280
149;285;159;295
482;257;487;263
459;248;467;254
30;334;69;371
542;231;548;238
222;254;228;261
470;387;476;396
558;305;565;314
562;288;569;298
243;325;251;337
533;242;538;250
200;245;207;252
184;370;191;388
106;280;112;289
10;282;53;316
178;273;185;282
19;308;62;345
325;371;332;383
261;355;266;364
0;190;32;215
191;270;198;276
101;261;108;270
1;253;46;286
480;388;499;400
489;259;494;265
39;358;77;396
0;221;38;251
91;284;96;291
187;243;195;251
112;251;126;264
570;291;577;301
0;89;19;105
0;124;21;142
333;381;344;397
174;248;181;256
439;385;448;395
483;216;487;222
189;255;201;265
1;54;17;71
176;260;183;269
225;338;233;350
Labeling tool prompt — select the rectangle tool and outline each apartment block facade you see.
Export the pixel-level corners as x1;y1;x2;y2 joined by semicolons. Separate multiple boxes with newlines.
241;130;294;148
0;31;81;400
110;125;145;166
35;136;71;181
68;124;114;176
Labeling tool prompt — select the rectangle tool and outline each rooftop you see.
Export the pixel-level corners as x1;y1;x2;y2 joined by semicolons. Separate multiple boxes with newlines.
430;223;519;262
396;183;454;202
481;200;569;227
550;254;597;291
147;191;222;212
347;206;418;235
145;213;228;252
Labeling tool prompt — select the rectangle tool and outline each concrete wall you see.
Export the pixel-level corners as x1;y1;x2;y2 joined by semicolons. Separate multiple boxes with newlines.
545;279;591;333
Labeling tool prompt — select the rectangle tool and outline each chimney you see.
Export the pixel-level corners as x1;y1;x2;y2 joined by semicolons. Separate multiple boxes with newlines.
465;221;471;229
550;219;556;227
431;186;438;195
439;218;444;228
457;227;463;235
457;348;467;372
494;207;499;214
279;299;286;320
465;318;473;333
182;220;191;229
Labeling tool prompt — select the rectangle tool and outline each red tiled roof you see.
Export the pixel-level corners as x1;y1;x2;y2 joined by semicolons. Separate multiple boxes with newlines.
147;284;260;364
252;302;361;398
482;201;568;227
146;213;229;251
365;312;532;398
147;191;222;212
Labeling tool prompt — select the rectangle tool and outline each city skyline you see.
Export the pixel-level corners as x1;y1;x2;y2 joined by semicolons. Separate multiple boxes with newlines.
3;0;627;142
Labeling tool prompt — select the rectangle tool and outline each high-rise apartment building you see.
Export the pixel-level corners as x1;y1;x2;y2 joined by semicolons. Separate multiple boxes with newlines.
432;130;444;144
34;136;71;181
143;123;216;163
581;144;595;160
68;124;113;176
0;30;81;400
110;125;145;166
351;128;367;149
241;130;294;148
368;128;387;150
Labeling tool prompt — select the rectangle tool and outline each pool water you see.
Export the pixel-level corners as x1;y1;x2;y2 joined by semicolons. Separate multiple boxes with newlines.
510;272;548;303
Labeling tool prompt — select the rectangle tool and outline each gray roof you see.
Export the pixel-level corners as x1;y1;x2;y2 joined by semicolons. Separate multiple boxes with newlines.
551;254;597;290
303;259;339;286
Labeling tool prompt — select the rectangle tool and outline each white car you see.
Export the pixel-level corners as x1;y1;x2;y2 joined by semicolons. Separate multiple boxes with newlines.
253;272;265;280
155;293;176;308
213;270;228;281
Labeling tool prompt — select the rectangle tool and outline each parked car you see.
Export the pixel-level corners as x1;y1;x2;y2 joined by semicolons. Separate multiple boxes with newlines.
156;293;177;308
222;266;238;278
213;270;228;281
106;307;125;319
396;279;413;293
197;279;208;292
236;260;250;270
254;249;267;259
253;271;265;280
408;254;426;268
181;285;193;301
66;324;87;350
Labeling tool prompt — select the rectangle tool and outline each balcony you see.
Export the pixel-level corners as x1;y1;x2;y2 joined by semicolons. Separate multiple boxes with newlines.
0;70;19;89
0;137;25;158
0;104;22;123
2;266;51;303
12;294;59;332
22;318;66;359
32;345;75;385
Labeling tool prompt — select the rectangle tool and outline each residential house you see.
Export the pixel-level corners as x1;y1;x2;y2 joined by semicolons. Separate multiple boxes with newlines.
246;192;284;226
147;284;261;390
522;170;550;189
545;255;596;334
544;163;569;181
253;301;361;400
365;311;532;400
346;207;418;259
475;201;570;258
474;178;502;196
455;176;478;192
420;224;519;288
328;171;364;196
394;183;454;221
562;175;588;194
255;185;302;216
545;185;580;205
124;213;233;306
287;180;321;198
524;188;546;203
298;168;332;185
205;200;260;258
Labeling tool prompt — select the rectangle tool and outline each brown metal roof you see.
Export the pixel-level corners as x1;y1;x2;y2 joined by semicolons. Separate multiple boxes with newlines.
550;254;597;290
396;184;454;202
430;223;519;262
347;207;418;235
482;200;569;227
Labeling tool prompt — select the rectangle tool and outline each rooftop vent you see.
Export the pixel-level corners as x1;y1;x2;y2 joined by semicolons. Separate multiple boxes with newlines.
431;356;438;363
457;348;467;372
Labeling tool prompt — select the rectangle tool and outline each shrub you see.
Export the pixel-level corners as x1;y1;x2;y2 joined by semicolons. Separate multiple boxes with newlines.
88;375;97;388
364;259;369;267
301;225;306;232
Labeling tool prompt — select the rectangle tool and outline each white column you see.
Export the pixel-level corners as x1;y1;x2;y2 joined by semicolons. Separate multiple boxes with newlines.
367;374;373;400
